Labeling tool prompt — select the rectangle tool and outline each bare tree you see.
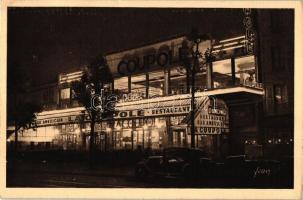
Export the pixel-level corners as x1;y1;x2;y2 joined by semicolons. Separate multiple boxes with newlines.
7;61;42;152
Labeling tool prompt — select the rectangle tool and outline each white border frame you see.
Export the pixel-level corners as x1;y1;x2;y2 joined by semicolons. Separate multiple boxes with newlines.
0;1;302;199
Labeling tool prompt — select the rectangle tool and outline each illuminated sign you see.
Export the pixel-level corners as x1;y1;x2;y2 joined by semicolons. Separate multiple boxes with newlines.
195;98;229;134
117;50;176;75
147;106;190;116
114;110;145;118
115;118;155;129
243;8;255;54
120;92;145;103
36;115;82;126
114;105;190;119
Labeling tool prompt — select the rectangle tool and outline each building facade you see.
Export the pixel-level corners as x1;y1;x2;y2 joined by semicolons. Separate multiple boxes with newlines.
8;34;264;157
7;9;294;159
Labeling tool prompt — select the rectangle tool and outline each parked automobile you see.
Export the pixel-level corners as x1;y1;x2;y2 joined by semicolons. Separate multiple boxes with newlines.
135;147;213;179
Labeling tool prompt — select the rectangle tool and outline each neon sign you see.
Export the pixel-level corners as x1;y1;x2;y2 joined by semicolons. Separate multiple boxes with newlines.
243;8;255;54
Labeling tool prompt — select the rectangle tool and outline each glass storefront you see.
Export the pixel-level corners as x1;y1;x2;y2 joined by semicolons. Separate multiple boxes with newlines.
112;56;257;102
54;124;81;150
212;55;256;88
111;117;166;150
114;76;129;97
131;73;146;98
213;59;232;88
148;70;165;98
170;67;187;95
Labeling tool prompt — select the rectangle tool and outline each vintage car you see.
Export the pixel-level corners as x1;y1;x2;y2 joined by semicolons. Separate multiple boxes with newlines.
135;147;214;179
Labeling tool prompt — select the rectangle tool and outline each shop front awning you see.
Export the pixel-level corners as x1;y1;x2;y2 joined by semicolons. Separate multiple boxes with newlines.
115;85;264;112
27;85;264;126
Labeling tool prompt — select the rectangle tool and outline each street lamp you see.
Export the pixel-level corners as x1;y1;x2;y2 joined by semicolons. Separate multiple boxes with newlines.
186;28;210;148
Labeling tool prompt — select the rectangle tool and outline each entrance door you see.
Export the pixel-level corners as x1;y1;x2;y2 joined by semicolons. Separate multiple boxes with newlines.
172;129;187;147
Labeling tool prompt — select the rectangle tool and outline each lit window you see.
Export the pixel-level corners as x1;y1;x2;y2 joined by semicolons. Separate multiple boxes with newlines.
194;69;207;91
148;70;164;98
60;88;70;100
131;74;146;98
235;55;256;85
114;77;129;96
213;59;232;88
170;67;187;94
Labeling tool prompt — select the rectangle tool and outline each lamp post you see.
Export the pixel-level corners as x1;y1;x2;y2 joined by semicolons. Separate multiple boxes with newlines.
186;29;210;148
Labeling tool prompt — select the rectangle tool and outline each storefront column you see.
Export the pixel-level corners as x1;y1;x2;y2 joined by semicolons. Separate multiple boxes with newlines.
128;76;131;93
146;73;149;98
231;57;236;85
164;68;170;95
166;117;172;147
206;62;213;89
111;80;115;92
196;134;199;147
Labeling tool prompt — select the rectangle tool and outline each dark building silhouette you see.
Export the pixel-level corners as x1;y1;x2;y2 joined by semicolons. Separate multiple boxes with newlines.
256;9;294;158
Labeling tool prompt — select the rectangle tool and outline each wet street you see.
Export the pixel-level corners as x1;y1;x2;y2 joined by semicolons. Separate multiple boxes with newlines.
7;167;246;188
7;161;215;188
6;158;292;188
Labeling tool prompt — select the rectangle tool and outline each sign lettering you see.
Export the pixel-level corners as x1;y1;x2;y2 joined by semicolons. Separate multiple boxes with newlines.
117;50;175;75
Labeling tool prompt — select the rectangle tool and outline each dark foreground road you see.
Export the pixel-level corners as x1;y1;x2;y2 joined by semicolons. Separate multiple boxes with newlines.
6;159;292;188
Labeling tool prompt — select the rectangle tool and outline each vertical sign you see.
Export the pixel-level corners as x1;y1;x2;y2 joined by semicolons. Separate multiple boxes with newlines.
243;8;255;54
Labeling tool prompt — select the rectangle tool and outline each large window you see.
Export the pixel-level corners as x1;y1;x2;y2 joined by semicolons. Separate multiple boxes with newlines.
235;55;256;85
114;77;129;97
170;67;187;95
131;74;146;98
60;88;70;100
194;70;207;92
212;59;232;88
148;70;164;98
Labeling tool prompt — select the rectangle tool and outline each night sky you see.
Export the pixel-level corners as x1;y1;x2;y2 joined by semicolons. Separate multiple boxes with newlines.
8;8;245;87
